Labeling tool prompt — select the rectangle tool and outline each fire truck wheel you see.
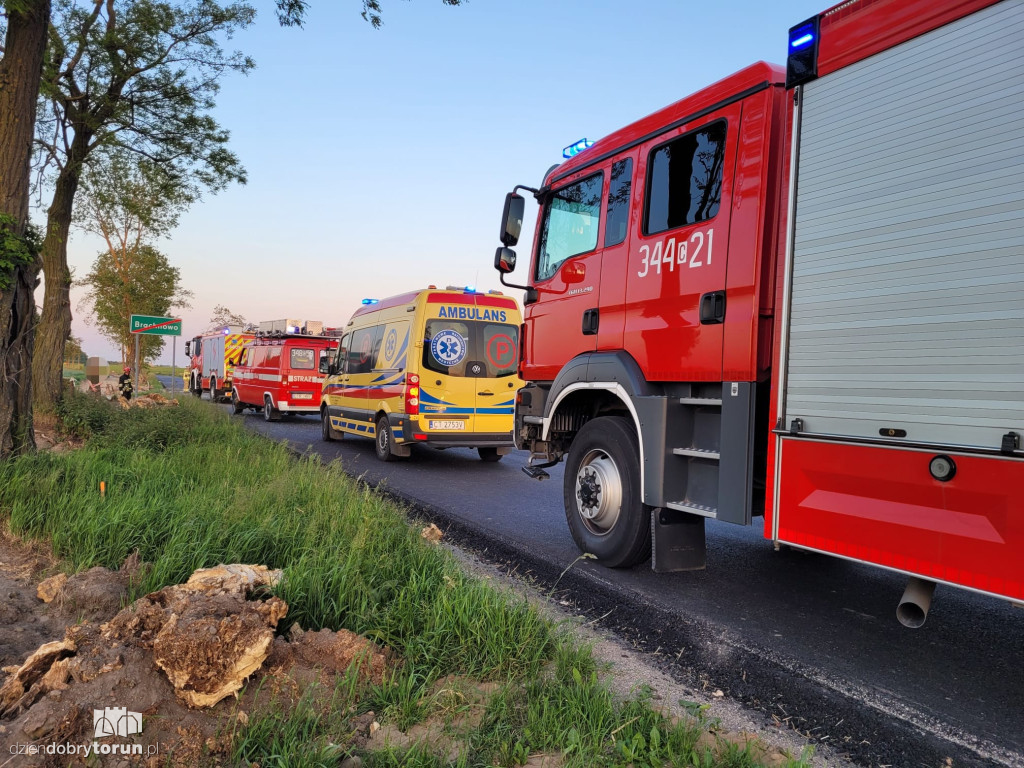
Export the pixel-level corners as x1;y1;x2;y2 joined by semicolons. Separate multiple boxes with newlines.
375;416;397;462
477;447;502;462
190;375;201;397
321;407;339;442
209;378;218;402
263;397;281;422
563;416;651;568
231;390;244;414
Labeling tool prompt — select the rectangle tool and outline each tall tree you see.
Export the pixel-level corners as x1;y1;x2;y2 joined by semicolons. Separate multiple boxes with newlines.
78;245;191;367
0;0;460;459
31;0;258;413
0;0;51;457
74;149;192;366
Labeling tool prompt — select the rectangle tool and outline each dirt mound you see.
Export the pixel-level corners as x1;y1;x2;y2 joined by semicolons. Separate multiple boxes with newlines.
0;562;391;766
36;554;144;623
118;393;179;409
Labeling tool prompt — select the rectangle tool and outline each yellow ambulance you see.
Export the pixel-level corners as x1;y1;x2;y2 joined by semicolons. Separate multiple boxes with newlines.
319;287;523;462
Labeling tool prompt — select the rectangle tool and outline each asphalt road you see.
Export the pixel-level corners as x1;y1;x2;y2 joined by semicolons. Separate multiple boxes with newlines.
162;382;1024;767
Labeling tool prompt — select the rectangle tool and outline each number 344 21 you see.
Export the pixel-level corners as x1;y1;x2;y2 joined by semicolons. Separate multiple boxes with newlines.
637;229;714;278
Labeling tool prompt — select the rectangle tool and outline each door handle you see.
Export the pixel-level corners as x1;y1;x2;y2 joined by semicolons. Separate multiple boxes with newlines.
699;291;726;325
478;392;494;397
582;308;599;335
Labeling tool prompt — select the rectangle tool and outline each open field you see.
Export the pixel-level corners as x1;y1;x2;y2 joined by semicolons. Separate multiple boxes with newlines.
0;394;816;767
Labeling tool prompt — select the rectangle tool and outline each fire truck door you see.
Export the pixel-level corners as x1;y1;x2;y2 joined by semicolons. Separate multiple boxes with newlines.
596;153;638;350
624;108;740;382
522;171;604;381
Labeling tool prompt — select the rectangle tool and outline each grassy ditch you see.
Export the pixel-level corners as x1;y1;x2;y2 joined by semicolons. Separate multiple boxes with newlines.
0;394;814;767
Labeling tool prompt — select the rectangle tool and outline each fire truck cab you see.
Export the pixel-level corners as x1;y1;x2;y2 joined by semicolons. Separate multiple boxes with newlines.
495;0;1024;624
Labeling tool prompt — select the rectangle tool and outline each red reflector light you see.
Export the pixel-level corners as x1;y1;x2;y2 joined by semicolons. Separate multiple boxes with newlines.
414;434;428;441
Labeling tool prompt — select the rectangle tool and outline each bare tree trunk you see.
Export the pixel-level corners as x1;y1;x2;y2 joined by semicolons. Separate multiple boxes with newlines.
33;155;85;413
0;0;51;458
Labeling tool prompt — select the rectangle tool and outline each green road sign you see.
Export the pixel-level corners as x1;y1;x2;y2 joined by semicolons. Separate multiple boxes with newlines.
130;315;182;336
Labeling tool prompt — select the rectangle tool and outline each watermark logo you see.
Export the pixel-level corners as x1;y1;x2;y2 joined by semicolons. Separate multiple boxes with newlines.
9;703;159;760
93;706;143;738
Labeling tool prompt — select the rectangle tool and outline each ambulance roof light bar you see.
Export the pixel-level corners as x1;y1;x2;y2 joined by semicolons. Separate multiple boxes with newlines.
361;298;379;305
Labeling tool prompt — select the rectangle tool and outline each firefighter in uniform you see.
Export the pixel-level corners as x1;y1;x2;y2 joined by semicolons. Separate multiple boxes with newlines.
118;366;134;400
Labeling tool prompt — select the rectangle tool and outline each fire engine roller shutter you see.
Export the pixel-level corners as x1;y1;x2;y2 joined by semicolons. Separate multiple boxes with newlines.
783;0;1024;449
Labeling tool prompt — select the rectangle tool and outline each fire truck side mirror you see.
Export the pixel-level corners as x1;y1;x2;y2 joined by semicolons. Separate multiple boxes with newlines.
494;247;517;275
500;192;525;247
184;342;190;356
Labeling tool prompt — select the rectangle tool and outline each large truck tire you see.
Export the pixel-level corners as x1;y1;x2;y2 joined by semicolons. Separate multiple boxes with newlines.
563;416;651;568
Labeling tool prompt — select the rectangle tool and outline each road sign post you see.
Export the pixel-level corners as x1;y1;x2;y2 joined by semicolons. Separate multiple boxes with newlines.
129;315;182;396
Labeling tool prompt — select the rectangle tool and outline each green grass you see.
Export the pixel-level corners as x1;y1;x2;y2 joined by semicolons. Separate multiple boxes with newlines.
0;394;814;768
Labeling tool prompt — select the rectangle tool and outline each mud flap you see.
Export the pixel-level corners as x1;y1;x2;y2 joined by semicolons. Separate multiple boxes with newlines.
651;509;707;572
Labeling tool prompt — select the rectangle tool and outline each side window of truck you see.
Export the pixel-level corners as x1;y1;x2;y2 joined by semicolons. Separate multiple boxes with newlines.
645;121;726;235
264;346;281;369
536;172;604;281
605;158;633;247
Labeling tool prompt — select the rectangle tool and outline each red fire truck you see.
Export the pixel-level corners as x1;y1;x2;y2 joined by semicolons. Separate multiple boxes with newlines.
493;0;1023;626
185;328;254;401
232;321;339;421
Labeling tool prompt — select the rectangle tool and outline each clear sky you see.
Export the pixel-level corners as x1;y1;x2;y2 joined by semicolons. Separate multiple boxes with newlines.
58;0;826;365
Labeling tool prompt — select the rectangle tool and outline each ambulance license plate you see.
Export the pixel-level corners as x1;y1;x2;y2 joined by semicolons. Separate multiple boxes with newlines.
429;420;465;430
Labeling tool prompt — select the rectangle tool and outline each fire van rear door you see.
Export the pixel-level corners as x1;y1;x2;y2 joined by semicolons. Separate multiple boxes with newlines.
782;1;1024;449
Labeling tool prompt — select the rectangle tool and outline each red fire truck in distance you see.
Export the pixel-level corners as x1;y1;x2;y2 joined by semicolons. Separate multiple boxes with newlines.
494;0;1023;626
185;327;254;402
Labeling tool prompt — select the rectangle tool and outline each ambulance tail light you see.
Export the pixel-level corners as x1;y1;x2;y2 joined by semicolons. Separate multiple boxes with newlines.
405;373;420;416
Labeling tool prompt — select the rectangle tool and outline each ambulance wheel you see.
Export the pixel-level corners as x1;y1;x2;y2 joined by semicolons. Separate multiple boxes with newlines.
375;416;397;462
263;397;281;422
231;390;244;415
477;447;502;463
563;416;651;568
321;407;338;442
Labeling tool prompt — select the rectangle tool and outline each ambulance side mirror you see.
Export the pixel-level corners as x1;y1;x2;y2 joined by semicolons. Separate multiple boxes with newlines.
494;247;517;275
500;192;525;247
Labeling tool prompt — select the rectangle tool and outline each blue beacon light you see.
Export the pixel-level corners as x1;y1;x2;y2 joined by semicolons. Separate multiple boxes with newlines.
790;32;815;49
562;138;594;159
361;298;380;305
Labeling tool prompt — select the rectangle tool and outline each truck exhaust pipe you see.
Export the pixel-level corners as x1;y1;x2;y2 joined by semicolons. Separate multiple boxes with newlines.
897;577;936;628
